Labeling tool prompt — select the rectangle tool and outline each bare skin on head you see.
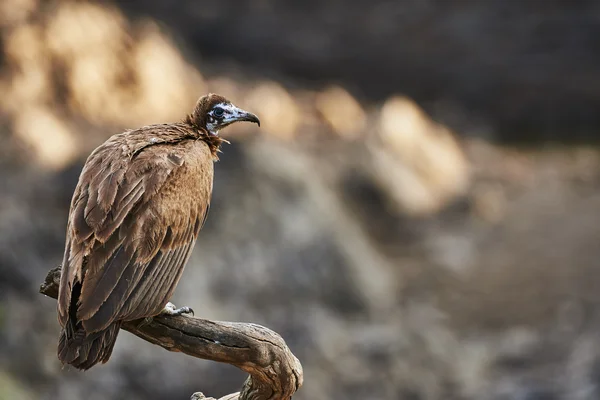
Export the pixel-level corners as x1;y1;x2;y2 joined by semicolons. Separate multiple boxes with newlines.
57;93;259;370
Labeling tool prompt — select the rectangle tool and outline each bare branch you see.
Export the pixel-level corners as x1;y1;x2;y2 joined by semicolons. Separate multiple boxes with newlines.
40;266;303;400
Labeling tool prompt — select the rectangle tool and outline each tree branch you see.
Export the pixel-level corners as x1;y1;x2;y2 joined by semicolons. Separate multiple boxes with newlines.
40;266;303;400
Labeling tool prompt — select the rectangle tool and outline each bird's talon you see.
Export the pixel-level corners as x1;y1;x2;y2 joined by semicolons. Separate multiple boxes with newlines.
176;306;194;316
161;302;194;317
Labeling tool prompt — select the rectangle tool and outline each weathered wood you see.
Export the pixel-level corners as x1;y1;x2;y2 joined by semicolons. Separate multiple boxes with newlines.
40;266;303;400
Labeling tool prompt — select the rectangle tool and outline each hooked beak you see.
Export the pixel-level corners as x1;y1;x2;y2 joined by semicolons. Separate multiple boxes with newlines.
226;106;260;127
241;112;261;127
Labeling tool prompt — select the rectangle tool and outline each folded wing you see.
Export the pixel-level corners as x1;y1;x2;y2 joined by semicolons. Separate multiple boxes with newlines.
58;136;209;334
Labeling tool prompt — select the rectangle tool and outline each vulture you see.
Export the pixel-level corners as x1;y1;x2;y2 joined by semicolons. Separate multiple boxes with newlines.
57;93;260;370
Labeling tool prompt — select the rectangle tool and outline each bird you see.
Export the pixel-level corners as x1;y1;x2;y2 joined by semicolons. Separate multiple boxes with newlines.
56;93;260;370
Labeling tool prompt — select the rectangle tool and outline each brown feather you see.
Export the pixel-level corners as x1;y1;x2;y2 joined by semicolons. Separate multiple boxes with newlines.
57;93;257;369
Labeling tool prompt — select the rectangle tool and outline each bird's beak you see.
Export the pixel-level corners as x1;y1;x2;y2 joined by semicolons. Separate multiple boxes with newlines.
241;112;261;127
226;106;260;127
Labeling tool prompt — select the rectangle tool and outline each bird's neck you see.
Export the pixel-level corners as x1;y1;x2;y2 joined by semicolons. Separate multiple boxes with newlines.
184;115;225;158
202;134;226;159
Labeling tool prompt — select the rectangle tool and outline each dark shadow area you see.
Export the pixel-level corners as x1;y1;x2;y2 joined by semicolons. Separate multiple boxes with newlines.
112;0;600;143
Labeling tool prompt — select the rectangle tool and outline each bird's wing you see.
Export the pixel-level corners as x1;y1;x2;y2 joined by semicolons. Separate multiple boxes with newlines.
58;137;211;333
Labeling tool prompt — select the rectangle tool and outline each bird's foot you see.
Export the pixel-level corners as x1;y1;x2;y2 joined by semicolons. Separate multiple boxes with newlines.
161;302;194;317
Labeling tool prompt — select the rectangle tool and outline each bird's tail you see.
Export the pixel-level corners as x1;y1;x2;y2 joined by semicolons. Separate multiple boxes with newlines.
58;320;122;370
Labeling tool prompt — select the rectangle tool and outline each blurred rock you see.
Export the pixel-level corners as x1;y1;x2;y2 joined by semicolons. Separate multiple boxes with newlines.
1;2;600;400
315;86;366;139
0;370;34;400
244;81;300;140
0;0;37;27
471;182;507;223
2;1;205;134
111;0;600;141
130;22;206;125
0;23;50;110
370;96;470;215
13;106;78;170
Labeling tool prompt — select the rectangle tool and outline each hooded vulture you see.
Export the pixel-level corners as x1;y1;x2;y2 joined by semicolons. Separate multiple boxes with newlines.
57;93;260;370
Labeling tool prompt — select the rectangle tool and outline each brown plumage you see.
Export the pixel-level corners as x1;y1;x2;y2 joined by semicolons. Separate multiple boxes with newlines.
57;93;259;370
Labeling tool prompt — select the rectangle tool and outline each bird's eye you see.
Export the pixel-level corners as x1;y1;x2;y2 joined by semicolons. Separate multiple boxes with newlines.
213;107;224;117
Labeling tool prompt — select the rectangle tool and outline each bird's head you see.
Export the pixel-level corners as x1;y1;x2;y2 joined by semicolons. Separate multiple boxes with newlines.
189;93;260;136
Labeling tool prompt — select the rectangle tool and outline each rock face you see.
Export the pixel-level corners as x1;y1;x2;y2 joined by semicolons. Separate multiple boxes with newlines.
1;1;600;400
113;0;600;142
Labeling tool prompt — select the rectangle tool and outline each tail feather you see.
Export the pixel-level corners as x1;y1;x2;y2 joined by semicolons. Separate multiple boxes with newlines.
58;320;122;370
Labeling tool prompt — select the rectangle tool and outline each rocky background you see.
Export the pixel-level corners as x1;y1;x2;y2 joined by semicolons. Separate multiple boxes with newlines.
0;1;599;399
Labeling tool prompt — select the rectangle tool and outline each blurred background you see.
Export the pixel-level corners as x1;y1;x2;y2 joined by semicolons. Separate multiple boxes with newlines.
1;0;600;399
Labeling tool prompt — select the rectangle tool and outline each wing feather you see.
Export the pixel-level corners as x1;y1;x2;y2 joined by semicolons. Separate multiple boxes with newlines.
119;217;199;320
154;238;197;312
70;186;94;242
95;178;145;242
58;134;213;337
116;249;174;319
77;234;131;320
83;251;143;332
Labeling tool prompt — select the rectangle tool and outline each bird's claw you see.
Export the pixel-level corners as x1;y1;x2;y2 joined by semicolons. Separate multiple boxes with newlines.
161;302;194;317
175;306;194;316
